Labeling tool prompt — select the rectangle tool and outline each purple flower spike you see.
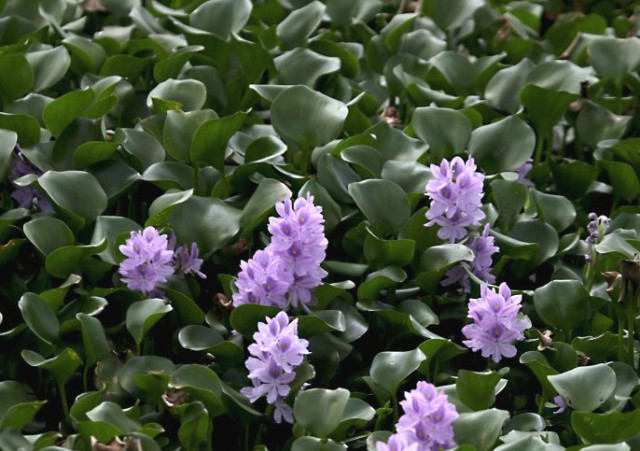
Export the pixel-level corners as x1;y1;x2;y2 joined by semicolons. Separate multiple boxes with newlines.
241;312;310;424
378;381;458;451
584;213;610;264
425;156;485;243
173;242;206;278
462;283;528;363
118;227;175;295
233;249;289;309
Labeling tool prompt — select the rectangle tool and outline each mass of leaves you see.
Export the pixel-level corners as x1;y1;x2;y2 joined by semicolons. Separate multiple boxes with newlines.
2;0;640;449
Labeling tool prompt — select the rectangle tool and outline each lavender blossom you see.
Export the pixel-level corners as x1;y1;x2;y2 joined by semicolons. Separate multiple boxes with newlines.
118;227;175;295
9;145;53;212
267;194;328;310
585;213;610;264
233;195;328;311
377;381;458;451
425;156;485;243
241;312;310;424
173;242;206;278
233;249;289;309
515;159;534;187
553;395;566;414
462;283;528;363
442;224;499;292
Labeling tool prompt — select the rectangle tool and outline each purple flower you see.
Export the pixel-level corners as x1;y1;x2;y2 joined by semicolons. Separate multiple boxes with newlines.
515;159;534;187
378;381;458;451
118;227;175;295
233;249;289;309
425;156;485;243
233;195;328;311
442;224;499;292
9;145;53;212
585;213;610;264
462;283;528;363
173;242;206;278
241;312;310;424
553;395;566;414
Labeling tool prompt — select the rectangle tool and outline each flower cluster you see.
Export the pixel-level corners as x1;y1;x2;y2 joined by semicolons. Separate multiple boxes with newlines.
425;157;498;292
233;195;328;311
442;224;498;292
119;227;205;295
585;213;610;264
461;283;528;363
425;156;485;243
377;381;458;451
9;145;53;212
241;311;310;424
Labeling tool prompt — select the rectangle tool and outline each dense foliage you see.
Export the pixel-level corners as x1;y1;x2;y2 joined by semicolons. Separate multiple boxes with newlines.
2;0;640;449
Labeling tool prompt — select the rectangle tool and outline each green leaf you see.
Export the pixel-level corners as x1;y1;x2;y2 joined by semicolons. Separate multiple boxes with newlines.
299;178;342;232
549;159;599;199
600;160;640;199
485;59;534;114
100;54;150;81
491;180;527;232
42;88;95;137
348;180;410;234
77;313;111;367
509;219;558;265
370;348;426;396
21;348;83;385
530;190;576;232
275;48;340;86
453;409;510;451
45;238;108;278
548;363;616;411
23;217;75;256
126;299;173;349
525;60;591;95
146;189;193;228
294;388;350;438
0;381;44;432
411;107;471;160
421;0;484;30
589;37;640;80
18;292;59;344
170;364;225;417
271;85;348;148
277;1;325;49
178;325;224;351
357;266;406;301
420;244;474;272
534;279;591;330
38;170;108;229
291;437;347;451
190;0;252;40
0;53;33;101
147;78;207;113
163;109;218;162
456;370;504;411
577;101;630;149
0;112;41;147
240;178;291;236
86;401;140;434
91;215;141;265
169;196;241;256
468;115;535;173
363;228;415;268
72;141;119;169
177;401;210;450
63;35;107;74
25;47;71;92
119;356;175;398
572;409;640;443
154;45;203;83
190;111;247;169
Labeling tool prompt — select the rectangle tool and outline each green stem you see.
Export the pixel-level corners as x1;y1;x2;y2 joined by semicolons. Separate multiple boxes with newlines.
83;364;89;393
628;311;635;368
57;379;70;424
193;165;200;195
392;393;399;424
534;132;544;167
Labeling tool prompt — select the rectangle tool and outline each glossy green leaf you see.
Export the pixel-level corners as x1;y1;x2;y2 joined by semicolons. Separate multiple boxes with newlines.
363;228;415;268
163;109;218;162
240;178;291;235
147;78;207;113
548;364;616;411
18;292;59;344
572;409;640;443
45;238;108;279
589;37;640;80
509;219;558;265
119;356;175;398
468;115;535;173
370;348;426;396
146;189;193;228
534;279;591;330
178;325;224;351
170;364;225;417
190;0;252;40
230;303;281;339
411;107;471;160
25;47;71;92
21;348;83;385
23;217;75;256
271;85;348;148
421;0;484;30
0;112;41;147
456;370;504;412
42;88;95;137
600;160;639;199
77;313;111;367
190;111;247;169
126;299;173;348
294;388;350;438
348;179;410;234
277;1;325;49
453;409;510;451
291;437;347;451
530;190;576;232
0;53;33;101
485;59;534;114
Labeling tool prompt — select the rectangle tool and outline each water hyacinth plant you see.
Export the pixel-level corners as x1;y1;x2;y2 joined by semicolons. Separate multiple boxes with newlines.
3;0;640;450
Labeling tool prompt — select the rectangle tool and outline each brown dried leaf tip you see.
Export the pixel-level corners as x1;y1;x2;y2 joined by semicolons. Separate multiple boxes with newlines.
537;329;554;351
381;106;402;128
162;389;189;409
